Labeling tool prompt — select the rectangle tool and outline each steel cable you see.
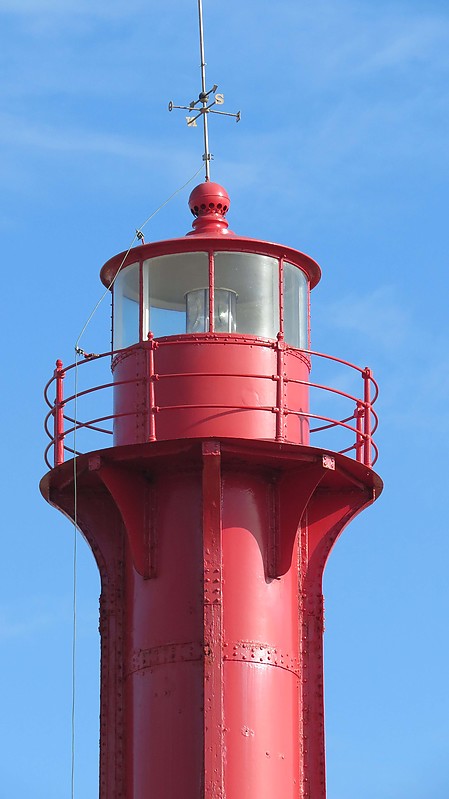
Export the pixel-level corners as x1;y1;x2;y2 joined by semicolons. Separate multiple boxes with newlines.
69;163;203;798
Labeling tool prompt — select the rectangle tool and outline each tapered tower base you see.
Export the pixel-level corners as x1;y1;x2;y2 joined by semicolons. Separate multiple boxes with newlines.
41;438;381;799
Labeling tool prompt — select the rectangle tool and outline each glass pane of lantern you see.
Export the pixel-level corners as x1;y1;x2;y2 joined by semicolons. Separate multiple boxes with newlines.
214;252;279;339
186;288;208;333
215;288;237;332
283;262;308;349
113;263;140;350
143;253;208;338
185;288;237;333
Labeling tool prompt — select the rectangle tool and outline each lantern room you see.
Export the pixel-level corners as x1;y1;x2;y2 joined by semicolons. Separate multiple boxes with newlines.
110;250;311;349
100;183;321;447
104;183;319;350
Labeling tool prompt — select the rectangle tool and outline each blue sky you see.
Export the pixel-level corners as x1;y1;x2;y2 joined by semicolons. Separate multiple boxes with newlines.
1;0;449;796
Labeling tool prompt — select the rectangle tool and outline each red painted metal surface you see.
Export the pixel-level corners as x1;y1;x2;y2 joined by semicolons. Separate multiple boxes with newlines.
43;343;378;469
188;182;232;236
54;359;65;467
40;183;382;799
41;439;381;799
99;233;321;290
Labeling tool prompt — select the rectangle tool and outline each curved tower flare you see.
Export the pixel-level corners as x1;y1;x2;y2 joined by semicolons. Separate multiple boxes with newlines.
41;178;382;798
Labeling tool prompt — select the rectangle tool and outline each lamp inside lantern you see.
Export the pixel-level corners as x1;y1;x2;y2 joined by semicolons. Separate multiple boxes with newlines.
186;288;237;334
112;250;310;348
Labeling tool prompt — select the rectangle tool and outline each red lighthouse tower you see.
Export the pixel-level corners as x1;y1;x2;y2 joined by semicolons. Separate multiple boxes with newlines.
41;9;381;796
41;177;381;798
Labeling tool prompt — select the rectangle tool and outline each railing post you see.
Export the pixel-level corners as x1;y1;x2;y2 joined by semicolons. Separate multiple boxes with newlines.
275;334;286;442
208;251;215;333
363;367;372;468
355;402;364;463
54;359;65;466
148;333;157;442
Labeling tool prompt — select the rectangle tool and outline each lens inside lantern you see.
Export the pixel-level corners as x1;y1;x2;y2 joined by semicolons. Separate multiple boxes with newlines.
186;288;237;333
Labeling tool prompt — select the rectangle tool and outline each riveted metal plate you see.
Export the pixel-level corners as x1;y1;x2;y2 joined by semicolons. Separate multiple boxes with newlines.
128;641;204;676
223;640;300;675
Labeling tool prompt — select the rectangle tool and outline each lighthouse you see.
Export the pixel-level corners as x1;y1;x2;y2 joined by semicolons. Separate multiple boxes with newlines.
41;177;381;796
40;7;382;798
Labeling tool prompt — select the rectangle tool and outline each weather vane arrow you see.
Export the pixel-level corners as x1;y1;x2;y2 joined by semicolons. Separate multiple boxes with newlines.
168;0;241;182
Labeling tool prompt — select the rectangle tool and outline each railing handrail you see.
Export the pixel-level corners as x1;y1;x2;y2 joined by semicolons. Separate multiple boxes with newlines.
44;342;379;470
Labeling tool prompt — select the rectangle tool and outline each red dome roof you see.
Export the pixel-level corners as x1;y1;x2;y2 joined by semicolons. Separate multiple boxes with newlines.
187;182;232;236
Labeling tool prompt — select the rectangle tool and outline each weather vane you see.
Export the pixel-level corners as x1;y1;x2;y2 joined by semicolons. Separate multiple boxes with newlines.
168;0;240;182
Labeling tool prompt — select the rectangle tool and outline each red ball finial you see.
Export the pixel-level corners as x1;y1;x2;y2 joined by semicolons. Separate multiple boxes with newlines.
187;182;233;236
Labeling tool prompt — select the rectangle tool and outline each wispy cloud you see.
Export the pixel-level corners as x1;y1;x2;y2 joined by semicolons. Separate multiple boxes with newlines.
0;0;144;17
0;607;62;640
296;1;449;83
0;599;100;642
315;283;449;434
0;112;169;161
355;15;449;75
315;286;410;351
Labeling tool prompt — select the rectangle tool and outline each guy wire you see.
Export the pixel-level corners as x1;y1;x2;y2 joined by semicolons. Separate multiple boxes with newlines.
74;163;203;353
71;352;79;799
69;162;203;797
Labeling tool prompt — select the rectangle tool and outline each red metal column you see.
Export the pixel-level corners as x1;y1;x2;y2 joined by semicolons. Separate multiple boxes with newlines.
123;468;204;798
202;442;225;797
54;359;65;466
147;333;157;442
363;368;372;468
222;467;301;798
41;438;380;799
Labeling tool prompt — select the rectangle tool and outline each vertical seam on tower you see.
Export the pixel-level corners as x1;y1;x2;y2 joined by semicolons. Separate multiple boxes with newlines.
202;441;224;799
